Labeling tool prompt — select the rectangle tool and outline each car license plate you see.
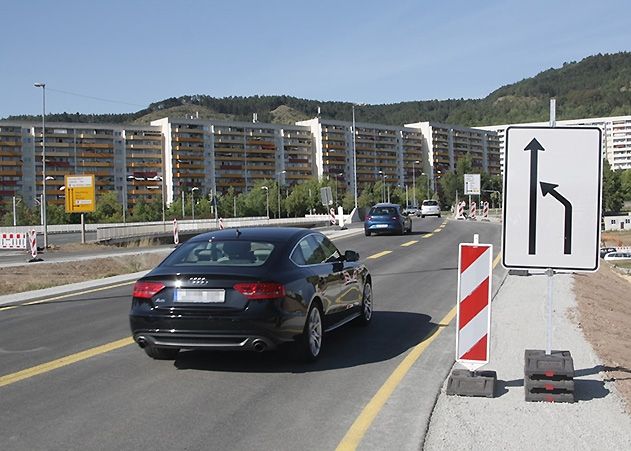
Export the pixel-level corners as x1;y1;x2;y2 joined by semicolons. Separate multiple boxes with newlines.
175;289;225;303
375;224;388;228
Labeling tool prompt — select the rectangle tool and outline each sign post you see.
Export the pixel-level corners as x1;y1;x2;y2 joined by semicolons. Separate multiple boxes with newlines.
65;175;96;244
503;124;602;402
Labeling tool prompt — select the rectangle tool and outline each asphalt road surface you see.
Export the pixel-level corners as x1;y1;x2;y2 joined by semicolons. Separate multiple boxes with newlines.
0;218;505;450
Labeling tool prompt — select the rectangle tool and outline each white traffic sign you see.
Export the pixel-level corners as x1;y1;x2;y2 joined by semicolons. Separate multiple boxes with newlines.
464;174;480;195
502;126;602;271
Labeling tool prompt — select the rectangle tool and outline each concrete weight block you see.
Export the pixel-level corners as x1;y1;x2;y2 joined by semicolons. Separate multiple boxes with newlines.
447;369;496;398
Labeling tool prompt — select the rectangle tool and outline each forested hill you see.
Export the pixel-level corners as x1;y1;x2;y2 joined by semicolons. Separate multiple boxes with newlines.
6;52;631;127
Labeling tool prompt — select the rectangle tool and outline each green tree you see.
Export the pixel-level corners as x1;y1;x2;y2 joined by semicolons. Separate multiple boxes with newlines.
620;168;631;202
602;160;624;212
92;191;123;223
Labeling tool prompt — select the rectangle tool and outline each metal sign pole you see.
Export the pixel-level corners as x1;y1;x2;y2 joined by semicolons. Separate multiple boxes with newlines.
545;268;554;355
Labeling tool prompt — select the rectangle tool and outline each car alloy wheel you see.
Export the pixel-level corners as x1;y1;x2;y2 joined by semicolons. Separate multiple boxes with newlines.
307;304;323;358
356;283;373;326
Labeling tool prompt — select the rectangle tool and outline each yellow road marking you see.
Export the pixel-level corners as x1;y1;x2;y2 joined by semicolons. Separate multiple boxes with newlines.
433;228;442;233
422;233;433;238
336;307;457;450
367;250;392;259
0;281;135;312
336;249;503;450
0;337;134;388
400;240;418;247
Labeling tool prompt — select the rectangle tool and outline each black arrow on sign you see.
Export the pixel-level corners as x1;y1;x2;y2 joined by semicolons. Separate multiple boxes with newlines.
525;138;545;254
540;182;573;255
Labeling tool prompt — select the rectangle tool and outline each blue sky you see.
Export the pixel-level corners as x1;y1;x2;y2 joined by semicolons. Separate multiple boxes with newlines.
2;0;630;119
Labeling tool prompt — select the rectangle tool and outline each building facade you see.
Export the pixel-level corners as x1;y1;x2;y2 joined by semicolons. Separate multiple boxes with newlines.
478;115;631;173
297;118;425;200
1;115;501;213
151;118;316;204
404;121;502;189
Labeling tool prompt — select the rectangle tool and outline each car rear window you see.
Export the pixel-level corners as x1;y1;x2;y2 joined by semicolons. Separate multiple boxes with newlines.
422;200;438;206
161;240;275;267
369;207;397;216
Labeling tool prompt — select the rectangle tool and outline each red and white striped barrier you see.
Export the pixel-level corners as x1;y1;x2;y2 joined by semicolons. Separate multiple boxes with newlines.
482;201;489;221
173;219;179;245
329;208;336;225
219;217;225;230
456;238;493;371
29;229;38;259
455;201;466;220
469;201;477;220
1;232;27;250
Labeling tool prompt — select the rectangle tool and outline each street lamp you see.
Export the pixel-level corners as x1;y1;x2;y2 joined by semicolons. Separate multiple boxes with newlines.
34;82;48;248
191;187;199;220
412;160;420;208
261;186;269;219
335;172;343;207
378;170;386;203
276;170;286;219
351;105;358;210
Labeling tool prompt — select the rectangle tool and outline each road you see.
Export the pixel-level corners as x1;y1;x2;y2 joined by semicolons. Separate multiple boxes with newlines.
0;218;505;450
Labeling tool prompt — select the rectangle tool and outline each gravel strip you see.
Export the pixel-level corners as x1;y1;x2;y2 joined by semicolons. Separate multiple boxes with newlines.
424;272;631;450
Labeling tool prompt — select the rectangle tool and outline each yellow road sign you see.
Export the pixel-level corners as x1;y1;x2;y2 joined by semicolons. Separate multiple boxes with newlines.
65;175;96;213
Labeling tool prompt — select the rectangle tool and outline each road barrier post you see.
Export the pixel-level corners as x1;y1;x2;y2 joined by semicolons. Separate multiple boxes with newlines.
329;208;336;225
28;229;43;262
446;234;495;397
173;219;179;245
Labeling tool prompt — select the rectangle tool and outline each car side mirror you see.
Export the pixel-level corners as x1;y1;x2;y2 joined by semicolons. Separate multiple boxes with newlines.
344;250;360;262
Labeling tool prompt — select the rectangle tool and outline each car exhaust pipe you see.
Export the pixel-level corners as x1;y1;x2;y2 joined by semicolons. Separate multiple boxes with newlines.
136;336;147;348
252;339;267;353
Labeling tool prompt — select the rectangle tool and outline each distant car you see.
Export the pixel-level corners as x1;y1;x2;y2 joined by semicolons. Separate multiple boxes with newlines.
420;200;441;218
600;247;618;258
129;227;372;362
364;203;412;236
603;251;631;261
403;207;420;217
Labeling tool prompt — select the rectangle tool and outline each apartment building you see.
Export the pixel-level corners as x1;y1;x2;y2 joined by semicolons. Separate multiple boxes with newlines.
0;121;163;210
478;115;631;172
151;118;315;204
296;118;424;198
404;121;501;190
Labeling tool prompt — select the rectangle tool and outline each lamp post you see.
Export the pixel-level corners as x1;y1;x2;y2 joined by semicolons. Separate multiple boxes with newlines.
181;190;185;218
34;82;48;248
421;172;431;199
335;172;343;207
412;160;420;208
276;170;286;219
378;170;386;203
191;187;199;220
351;104;359;210
261;186;269;219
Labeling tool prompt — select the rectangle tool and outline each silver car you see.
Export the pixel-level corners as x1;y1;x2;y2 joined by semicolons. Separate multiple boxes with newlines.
420;200;441;218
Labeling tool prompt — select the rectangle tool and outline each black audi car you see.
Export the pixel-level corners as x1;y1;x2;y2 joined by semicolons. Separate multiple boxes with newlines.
129;227;372;361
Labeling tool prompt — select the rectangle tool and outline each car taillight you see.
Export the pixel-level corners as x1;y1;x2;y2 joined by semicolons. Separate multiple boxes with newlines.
234;282;286;300
133;281;166;299
392;216;399;220
366;215;372;220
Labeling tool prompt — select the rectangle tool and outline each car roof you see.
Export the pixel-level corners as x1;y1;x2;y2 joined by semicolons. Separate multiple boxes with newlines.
187;227;315;243
371;203;401;208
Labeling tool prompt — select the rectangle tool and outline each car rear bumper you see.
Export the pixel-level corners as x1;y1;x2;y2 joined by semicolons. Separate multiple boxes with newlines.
364;223;403;233
129;312;300;352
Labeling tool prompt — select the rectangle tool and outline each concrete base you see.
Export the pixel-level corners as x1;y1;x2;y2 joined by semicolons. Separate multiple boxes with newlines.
524;350;575;403
508;269;530;276
446;369;496;398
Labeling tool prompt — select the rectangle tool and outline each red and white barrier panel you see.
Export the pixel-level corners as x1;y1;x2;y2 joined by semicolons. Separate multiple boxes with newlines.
0;232;27;250
29;229;38;259
219;218;225;230
469;202;477;220
329;208;336;225
482;201;489;220
455;201;466;220
173;219;179;245
456;240;493;371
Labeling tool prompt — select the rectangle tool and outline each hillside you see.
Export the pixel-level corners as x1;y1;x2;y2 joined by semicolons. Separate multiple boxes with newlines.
6;52;631;127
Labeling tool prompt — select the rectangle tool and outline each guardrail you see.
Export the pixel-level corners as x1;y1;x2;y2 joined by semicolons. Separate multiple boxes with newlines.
95;215;345;242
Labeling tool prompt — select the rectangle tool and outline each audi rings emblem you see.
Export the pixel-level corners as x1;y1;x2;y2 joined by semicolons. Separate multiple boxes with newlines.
188;277;208;285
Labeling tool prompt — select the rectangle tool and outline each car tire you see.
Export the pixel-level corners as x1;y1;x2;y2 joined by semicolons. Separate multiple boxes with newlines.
438;214;441;218
365;229;371;236
355;282;373;326
421;215;425;218
294;302;323;362
144;345;179;360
